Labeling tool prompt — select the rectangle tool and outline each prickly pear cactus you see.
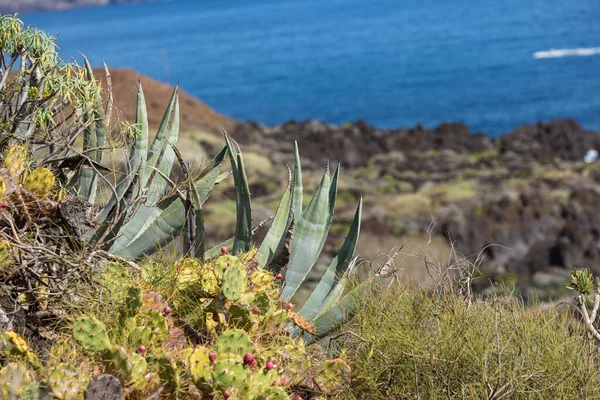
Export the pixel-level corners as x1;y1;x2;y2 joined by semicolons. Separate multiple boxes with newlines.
20;381;52;400
0;331;38;366
228;304;253;331
0;363;30;399
84;374;123;400
215;329;252;356
212;354;247;393
188;347;213;388
23;167;55;198
72;316;112;352
5;145;28;178
134;311;168;342
222;261;247;301
105;345;146;383
254;386;289;400
47;363;82;400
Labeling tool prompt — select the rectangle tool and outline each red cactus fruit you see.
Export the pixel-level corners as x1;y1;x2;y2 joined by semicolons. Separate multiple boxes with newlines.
250;359;257;367
243;353;255;366
0;202;7;208
209;353;217;362
252;306;260;313
282;377;290;386
293;397;302;400
221;247;228;254
164;307;172;315
223;390;231;399
138;345;147;355
275;273;283;280
265;361;274;371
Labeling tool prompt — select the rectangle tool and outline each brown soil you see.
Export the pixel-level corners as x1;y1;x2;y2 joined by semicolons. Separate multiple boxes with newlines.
92;67;236;135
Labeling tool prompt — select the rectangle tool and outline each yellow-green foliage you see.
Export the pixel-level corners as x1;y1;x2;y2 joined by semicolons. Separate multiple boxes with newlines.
341;285;600;399
4;145;28;178
0;253;349;399
23;167;55;198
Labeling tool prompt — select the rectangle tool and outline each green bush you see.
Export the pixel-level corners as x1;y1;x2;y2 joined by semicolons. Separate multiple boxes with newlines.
340;285;600;399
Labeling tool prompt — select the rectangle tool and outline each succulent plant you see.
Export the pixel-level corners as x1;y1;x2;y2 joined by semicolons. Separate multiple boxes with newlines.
72;316;112;352
47;363;82;400
215;329;253;356
0;331;40;369
5;145;28;178
0;363;30;399
222;260;248;301
23;167;55;198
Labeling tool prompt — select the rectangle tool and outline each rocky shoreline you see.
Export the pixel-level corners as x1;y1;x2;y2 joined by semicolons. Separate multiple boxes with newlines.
86;67;600;300
212;118;600;300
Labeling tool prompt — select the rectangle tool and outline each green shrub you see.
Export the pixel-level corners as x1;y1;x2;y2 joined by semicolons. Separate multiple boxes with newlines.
340;285;600;399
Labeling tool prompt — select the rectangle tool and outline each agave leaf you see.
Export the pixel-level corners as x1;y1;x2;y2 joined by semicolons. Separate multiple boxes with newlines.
71;109;97;202
111;165;220;259
299;198;362;319
68;55;105;205
225;135;251;254
96;84;148;223
205;237;235;259
280;168;331;302
142;87;179;205
256;170;293;269
109;157;221;257
305;278;380;343
291;141;303;219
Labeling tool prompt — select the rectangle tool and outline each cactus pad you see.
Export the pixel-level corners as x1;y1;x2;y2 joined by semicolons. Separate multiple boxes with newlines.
23;167;55;198
214;255;238;279
250;269;275;293
188;347;213;387
72;316;111;352
228;304;253;331
215;329;252;356
105;345;146;383
212;355;247;392
84;374;123;400
5;145;28;178
254;386;289;400
134;311;168;342
252;292;274;315
0;363;30;399
222;262;247;301
48;363;82;400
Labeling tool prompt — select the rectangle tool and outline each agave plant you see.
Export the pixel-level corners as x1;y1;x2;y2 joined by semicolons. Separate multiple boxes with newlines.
50;60;375;342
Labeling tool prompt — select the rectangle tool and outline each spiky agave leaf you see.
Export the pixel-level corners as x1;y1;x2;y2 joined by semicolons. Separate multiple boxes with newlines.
299;198;362;320
225;134;252;254
255;168;293;269
304;278;380;343
280;165;332;302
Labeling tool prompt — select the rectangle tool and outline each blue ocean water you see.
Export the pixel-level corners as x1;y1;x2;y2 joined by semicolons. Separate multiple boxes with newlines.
22;0;600;135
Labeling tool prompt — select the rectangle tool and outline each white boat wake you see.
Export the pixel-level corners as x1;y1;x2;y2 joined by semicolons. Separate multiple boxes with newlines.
533;47;600;59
